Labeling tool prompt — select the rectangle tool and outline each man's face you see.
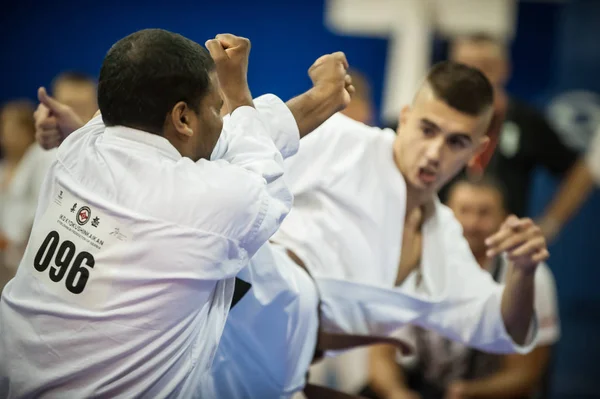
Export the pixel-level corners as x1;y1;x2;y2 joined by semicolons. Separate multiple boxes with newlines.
451;41;509;88
393;85;491;198
54;81;98;122
447;182;506;256
188;72;224;161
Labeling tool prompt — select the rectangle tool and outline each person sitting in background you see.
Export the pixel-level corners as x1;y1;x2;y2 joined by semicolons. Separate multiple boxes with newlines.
51;71;98;123
340;68;375;125
439;33;580;242
535;125;600;237
0;100;55;289
365;177;560;399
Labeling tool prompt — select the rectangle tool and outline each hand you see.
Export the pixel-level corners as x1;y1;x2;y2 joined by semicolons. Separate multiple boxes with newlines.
308;52;354;112
205;33;253;111
445;381;467;399
485;215;549;273
34;87;85;149
388;388;422;399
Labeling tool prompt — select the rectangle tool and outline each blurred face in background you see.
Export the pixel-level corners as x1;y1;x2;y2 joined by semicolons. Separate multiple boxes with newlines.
447;181;506;259
450;39;510;88
0;102;36;161
53;80;98;123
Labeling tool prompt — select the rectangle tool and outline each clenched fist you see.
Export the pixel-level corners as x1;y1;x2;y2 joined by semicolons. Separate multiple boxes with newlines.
308;52;354;113
205;34;253;113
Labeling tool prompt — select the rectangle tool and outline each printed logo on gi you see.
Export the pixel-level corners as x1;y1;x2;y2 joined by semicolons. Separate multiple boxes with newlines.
76;206;92;226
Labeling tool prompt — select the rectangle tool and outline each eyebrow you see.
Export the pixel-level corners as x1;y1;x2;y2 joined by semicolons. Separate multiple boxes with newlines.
420;118;472;144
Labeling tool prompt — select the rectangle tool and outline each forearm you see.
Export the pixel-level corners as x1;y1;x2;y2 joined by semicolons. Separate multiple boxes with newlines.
461;349;549;399
461;371;536;399
286;87;343;138
369;345;409;397
501;267;536;345
541;159;595;230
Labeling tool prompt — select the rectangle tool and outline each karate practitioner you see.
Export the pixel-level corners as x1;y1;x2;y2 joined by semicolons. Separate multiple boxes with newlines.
205;62;548;399
32;56;547;399
0;29;352;398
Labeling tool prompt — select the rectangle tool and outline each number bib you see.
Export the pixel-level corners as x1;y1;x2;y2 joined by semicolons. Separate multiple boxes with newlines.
27;182;130;308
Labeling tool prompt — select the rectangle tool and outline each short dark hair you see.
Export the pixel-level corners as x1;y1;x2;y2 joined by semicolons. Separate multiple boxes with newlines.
98;29;215;135
448;175;508;211
425;61;494;116
459;32;504;46
52;71;96;91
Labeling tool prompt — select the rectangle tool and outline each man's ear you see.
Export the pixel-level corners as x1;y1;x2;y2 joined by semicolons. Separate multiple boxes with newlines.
170;101;194;137
398;105;411;133
467;135;490;171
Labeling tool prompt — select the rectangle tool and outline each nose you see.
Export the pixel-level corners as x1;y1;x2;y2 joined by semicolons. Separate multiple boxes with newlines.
425;135;444;167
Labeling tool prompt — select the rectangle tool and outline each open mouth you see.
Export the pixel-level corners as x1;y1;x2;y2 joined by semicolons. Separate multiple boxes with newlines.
418;167;437;184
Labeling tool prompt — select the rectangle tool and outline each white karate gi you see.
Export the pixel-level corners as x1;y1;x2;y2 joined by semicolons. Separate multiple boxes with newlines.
0;95;298;398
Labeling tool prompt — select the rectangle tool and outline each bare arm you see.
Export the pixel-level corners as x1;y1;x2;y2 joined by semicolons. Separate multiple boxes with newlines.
500;267;536;345
453;346;551;399
486;217;549;346
538;158;596;241
369;344;419;399
286;86;350;139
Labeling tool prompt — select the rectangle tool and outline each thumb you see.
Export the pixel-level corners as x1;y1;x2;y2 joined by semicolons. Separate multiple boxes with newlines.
38;87;63;113
205;39;227;63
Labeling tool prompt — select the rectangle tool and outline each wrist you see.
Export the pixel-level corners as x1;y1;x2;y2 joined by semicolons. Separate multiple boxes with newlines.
310;84;345;114
509;262;538;279
223;88;254;112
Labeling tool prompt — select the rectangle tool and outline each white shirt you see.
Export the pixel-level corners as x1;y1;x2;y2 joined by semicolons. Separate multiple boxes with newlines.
395;259;559;388
272;113;537;354
0;144;55;272
587;126;600;184
0;95;299;398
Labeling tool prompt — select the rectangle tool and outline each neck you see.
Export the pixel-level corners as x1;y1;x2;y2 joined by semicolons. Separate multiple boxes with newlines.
405;185;434;218
474;251;492;269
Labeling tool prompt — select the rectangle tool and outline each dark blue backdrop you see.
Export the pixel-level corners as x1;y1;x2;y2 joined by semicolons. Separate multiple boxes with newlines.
1;0;599;397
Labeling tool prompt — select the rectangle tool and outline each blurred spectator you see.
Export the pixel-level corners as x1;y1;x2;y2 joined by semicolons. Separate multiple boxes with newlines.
363;177;560;399
340;68;375;126
535;126;600;237
0;100;55;289
438;34;579;241
51;71;98;123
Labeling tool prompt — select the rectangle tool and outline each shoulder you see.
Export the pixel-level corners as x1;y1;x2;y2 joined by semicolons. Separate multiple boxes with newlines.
295;113;395;172
174;159;269;228
304;112;392;150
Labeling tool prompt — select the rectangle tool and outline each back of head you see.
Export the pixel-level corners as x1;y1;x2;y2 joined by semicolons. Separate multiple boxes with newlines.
98;29;215;135
424;61;494;117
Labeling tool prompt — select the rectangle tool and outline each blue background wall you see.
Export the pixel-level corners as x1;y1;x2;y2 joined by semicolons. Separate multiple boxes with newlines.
1;0;599;396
